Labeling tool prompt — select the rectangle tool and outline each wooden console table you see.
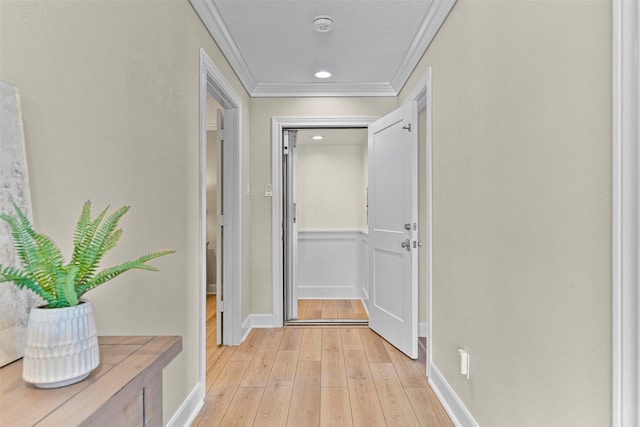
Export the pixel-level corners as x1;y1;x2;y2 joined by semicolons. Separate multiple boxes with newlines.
0;336;182;427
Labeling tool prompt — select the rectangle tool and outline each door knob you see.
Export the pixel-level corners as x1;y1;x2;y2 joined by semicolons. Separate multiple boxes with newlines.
401;239;411;252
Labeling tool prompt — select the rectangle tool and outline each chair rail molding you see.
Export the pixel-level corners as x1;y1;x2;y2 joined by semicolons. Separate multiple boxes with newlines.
612;1;640;426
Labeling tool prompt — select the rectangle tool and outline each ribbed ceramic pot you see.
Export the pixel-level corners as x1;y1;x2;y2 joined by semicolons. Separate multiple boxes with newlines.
22;299;100;388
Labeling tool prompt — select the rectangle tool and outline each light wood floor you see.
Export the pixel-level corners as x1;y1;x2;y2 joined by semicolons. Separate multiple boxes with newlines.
206;295;219;372
194;322;453;426
298;299;368;320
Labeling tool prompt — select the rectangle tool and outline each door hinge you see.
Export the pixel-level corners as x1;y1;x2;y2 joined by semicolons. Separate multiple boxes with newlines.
402;123;412;132
218;214;225;227
218;301;225;312
216;129;225;142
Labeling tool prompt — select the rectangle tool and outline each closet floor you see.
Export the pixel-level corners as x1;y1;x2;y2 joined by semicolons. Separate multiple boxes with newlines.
298;299;368;320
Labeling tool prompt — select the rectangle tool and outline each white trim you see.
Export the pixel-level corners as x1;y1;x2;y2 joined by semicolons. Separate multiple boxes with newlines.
272;117;379;327
190;0;257;94
198;49;244;402
298;230;368;238
402;67;434;375
165;382;204;427
252;82;397;98
189;0;454;97
391;0;456;93
418;322;427;338
429;364;480;427
241;314;277;342
612;1;640;426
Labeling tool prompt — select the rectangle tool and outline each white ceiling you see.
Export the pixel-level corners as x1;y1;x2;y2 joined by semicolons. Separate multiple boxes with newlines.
298;128;367;146
190;0;455;97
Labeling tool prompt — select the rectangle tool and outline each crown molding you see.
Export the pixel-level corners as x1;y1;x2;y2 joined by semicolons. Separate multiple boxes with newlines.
191;0;455;97
251;82;397;98
189;0;257;94
391;0;457;93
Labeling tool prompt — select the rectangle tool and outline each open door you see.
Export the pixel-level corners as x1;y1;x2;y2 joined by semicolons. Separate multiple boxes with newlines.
216;108;224;345
368;101;418;358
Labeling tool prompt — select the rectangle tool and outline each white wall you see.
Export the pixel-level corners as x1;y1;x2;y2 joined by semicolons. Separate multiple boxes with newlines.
296;132;368;300
0;1;251;421
400;0;611;425
297;140;367;232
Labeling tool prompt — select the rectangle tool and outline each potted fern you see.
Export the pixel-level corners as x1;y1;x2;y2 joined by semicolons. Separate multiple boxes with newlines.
0;201;173;388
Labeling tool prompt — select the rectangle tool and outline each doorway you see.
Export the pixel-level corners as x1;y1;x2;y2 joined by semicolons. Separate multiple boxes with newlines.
198;48;244;399
205;94;222;350
271;108;423;360
282;128;369;325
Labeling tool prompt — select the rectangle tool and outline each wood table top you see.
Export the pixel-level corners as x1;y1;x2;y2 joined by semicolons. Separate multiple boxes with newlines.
0;336;182;427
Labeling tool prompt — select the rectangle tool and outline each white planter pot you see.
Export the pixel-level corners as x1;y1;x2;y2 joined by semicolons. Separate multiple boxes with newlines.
22;299;100;388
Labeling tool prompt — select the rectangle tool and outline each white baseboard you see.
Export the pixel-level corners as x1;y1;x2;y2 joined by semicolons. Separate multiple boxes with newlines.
241;314;276;342
165;382;205;427
429;364;479;427
298;286;361;299
419;322;427;338
362;297;370;316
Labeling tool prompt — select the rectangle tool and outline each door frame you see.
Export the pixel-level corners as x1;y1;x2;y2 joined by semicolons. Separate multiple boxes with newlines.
612;1;640;425
271;117;378;327
198;49;243;390
403;67;434;373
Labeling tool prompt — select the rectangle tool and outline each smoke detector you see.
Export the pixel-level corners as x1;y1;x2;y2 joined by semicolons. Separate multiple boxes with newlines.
313;16;333;33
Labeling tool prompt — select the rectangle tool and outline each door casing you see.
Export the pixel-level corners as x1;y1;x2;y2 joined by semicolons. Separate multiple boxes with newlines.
272;117;378;327
198;49;244;397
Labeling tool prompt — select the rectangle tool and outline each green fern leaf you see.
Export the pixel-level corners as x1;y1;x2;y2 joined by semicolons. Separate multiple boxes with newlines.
72;201;92;249
1;202;173;307
77;249;174;296
52;266;79;308
0;264;55;304
72;204;110;281
76;205;129;286
1;213;33;267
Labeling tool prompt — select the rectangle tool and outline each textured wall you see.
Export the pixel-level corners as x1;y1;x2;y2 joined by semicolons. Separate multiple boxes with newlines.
400;0;612;425
0;0;251;420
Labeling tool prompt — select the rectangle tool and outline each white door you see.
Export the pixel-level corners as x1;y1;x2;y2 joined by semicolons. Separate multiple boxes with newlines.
368;101;418;358
216;108;224;345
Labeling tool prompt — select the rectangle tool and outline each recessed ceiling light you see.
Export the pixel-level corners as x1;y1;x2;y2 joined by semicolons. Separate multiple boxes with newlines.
315;71;331;79
312;135;324;140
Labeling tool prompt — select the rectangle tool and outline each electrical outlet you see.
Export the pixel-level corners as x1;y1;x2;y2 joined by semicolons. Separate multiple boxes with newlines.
264;183;273;197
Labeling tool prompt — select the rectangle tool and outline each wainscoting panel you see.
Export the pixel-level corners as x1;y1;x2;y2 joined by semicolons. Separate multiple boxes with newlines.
359;234;370;311
298;230;368;299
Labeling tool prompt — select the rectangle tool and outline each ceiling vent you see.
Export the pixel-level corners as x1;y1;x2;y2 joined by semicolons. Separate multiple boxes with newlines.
313;16;334;33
